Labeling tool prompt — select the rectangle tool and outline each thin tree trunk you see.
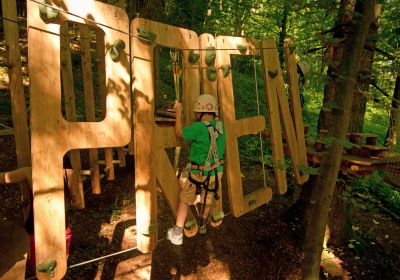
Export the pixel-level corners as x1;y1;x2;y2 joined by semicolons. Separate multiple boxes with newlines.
385;75;400;148
302;1;375;279
279;3;289;66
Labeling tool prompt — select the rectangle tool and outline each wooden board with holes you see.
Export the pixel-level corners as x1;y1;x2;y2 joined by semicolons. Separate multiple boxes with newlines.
28;1;131;278
261;38;305;191
215;36;272;217
131;18;199;252
283;39;309;185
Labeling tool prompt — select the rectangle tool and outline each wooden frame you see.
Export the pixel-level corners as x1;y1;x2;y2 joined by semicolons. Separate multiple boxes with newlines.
131;18;199;253
216;36;272;217
28;1;131;278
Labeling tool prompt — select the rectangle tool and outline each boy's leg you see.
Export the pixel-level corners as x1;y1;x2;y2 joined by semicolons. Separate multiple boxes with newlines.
176;200;189;228
167;200;189;245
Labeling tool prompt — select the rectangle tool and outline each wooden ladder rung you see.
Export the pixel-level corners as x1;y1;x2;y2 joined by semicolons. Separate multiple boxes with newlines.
80;169;93;176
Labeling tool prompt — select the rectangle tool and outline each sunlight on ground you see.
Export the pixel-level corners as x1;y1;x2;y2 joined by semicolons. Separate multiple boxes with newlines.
321;248;350;280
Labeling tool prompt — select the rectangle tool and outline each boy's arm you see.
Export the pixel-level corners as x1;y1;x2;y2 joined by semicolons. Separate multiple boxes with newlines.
173;102;183;138
0;167;32;185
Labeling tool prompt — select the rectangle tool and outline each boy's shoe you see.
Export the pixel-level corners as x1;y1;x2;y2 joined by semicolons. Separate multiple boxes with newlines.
167;227;183;245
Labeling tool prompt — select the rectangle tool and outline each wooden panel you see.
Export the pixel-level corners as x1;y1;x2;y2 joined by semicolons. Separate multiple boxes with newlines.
154;126;183;149
28;1;131;278
2;0;31;219
80;25;101;194
96;29;115;181
60;23;85;208
260;39;288;194
216;36;272;217
131;18;199;252
284;39;309;184
0;222;28;280
236;116;266;137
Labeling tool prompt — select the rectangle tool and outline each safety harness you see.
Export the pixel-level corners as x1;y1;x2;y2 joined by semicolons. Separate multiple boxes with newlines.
188;120;224;216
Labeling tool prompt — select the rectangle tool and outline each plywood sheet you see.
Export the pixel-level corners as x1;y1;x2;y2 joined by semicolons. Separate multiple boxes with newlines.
28;1;131;278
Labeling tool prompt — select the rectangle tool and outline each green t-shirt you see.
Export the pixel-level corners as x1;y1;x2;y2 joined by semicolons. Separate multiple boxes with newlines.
182;120;226;175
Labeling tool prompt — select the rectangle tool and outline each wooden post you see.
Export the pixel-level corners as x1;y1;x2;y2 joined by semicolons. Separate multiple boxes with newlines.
216;36;272;217
284;38;309;185
2;0;31;218
96;29;115;181
80;25;101;194
28;1;130;278
60;23;85;209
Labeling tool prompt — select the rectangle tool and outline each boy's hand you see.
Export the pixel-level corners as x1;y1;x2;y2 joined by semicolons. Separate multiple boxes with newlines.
173;102;183;115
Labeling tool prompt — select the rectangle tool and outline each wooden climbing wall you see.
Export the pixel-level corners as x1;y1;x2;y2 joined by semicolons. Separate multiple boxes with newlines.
131;18;199;253
28;0;131;279
215;36;272;217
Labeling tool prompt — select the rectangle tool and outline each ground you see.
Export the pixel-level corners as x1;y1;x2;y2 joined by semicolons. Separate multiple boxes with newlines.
0;135;399;280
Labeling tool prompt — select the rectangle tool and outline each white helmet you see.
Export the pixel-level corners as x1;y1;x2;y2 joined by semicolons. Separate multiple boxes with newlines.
193;94;218;114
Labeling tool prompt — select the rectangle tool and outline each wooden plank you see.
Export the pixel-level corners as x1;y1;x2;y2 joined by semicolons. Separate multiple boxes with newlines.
28;1;131;278
0;129;14;136
216;35;272;217
60;23;85;209
2;0;31;220
0;222;28;280
96;29;115;181
154;125;183;149
236;116;266;137
117;147;126;167
260;39;288;195
80;25;101;194
284;39;309;184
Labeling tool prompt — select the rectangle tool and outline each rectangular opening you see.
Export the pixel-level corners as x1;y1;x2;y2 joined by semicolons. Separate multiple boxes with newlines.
60;22;106;122
154;46;183;124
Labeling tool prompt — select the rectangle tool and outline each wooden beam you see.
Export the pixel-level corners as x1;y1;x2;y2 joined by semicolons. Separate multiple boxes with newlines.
2;0;31;220
60;23;85;209
80;25;101;194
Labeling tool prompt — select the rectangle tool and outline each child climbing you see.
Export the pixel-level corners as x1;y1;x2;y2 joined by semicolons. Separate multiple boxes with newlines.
167;94;226;245
0;155;73;275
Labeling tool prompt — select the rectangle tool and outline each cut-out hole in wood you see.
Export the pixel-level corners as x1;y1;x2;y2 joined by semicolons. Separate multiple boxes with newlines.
60;22;106;122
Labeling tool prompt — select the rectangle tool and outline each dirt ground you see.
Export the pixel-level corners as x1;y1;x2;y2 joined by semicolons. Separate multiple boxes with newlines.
0;135;399;280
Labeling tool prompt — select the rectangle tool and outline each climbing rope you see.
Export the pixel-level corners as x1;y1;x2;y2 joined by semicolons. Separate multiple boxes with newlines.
253;54;268;190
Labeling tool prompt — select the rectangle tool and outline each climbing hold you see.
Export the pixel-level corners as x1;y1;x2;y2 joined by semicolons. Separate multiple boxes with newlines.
114;39;126;51
288;44;296;54
108;39;126;62
36;259;57;276
236;43;247;53
188;50;200;64
205;46;216;66
206;66;217;81
137;26;157;43
184;218;198;237
210;211;224;227
268;69;278;78
221;64;231;77
38;0;59;20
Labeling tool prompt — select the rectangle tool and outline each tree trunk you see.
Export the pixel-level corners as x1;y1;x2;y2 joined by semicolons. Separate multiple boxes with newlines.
279;3;289;67
385;75;400;149
302;1;375;279
349;5;380;133
317;0;355;132
127;0;137;20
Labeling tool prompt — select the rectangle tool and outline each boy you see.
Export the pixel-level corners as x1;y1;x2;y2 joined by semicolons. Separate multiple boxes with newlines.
167;94;226;245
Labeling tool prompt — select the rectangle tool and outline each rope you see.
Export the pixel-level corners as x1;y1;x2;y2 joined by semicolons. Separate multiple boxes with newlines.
253;54;268;190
